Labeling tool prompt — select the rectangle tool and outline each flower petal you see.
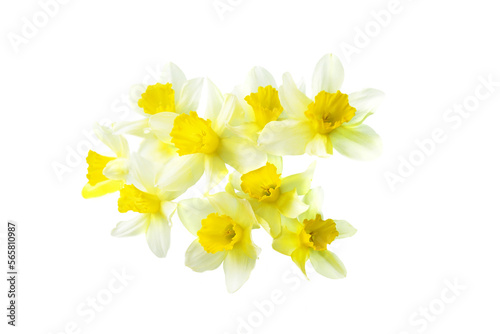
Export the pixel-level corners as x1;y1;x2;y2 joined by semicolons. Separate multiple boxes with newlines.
111;214;148;237
94;123;129;157
176;78;204;114
208;192;257;229
305;133;333;157
218;136;267;173
185;240;226;272
102;158;128;181
309;250;346;279
161;62;187;102
312;54;344;96
177;197;215;235
278;73;311;120
82;180;123;199
272;226;300;256
291;247;310;277
223;244;258;293
149;112;178;143
345;88;385;127
157;153;205;192
299;187;324;221
146;212;172;258
280;161;316;196
244;66;277;93
113;119;153;139
335;220;357;239
330;124;382;160
258;120;315;156
204;78;224;121
204;154;228;192
276;189;309;219
254;202;281;237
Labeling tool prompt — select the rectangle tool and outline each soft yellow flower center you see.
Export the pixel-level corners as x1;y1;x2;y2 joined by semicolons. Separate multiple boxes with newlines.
244;85;283;129
170;111;220;156
240;162;281;202
138;83;176;115
86;150;115;186
198;213;243;254
301;214;339;251
305;91;356;134
118;184;161;214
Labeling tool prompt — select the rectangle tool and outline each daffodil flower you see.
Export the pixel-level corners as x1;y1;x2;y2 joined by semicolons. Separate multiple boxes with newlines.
110;155;190;258
177;192;260;293
272;187;357;278
82;124;130;199
114;62;204;138
259;54;384;160
229;66;285;142
153;81;268;192
226;162;316;238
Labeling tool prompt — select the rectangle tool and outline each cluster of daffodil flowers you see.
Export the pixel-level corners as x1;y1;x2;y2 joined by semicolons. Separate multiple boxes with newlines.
82;54;384;292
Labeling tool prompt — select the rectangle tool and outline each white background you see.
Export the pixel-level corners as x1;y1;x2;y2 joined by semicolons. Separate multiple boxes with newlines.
1;0;500;333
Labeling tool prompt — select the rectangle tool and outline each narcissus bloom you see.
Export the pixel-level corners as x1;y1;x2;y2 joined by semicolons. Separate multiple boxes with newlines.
226;162;315;237
177;192;260;293
259;54;384;160
152;82;267;192
82;124;130;199
114;62;204;138
110;155;190;258
273;188;357;278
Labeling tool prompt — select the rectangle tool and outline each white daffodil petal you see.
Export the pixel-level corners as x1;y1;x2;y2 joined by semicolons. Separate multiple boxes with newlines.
272;226;300;256
305;133;333;157
279;73;312;120
267;154;283;174
149;112;178;143
111;214;148;237
244;66;277;93
299;187;324;221
312;54;344;96
223;245;257;293
158;153;205;192
185;240;226;272
146;212;172;258
309;250;346;279
258;120;314;156
228;170;243;192
161;62;187;102
208;192;257;229
225;123;261;142
113;119;153;139
218;137;267;173
204;154;228;192
176;78;204;114
129;84;148;115
204;78;224;121
177;197;215;236
291;247;310;277
128;154;156;193
280;161;316;196
330;124;382;161
335;220;357;239
213;94;241;135
94;123;129;157
138;138;176;165
345;88;385;127
254;202;281;237
102;158;128;181
276;189;309;219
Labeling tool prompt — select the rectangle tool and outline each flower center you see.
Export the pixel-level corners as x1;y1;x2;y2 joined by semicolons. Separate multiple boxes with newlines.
302;214;339;250
138;83;176;115
240;163;281;202
86;150;115;186
198;213;242;253
244;85;283;129
118;184;161;214
170;111;220;156
305;91;356;134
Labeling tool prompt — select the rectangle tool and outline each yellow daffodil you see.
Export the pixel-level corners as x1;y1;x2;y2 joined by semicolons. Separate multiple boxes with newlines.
114;62;204;138
177;192;260;293
82;124;130;199
259;54;384;160
226;162;316;238
272;187;357;278
151;80;268;192
110;154;191;258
